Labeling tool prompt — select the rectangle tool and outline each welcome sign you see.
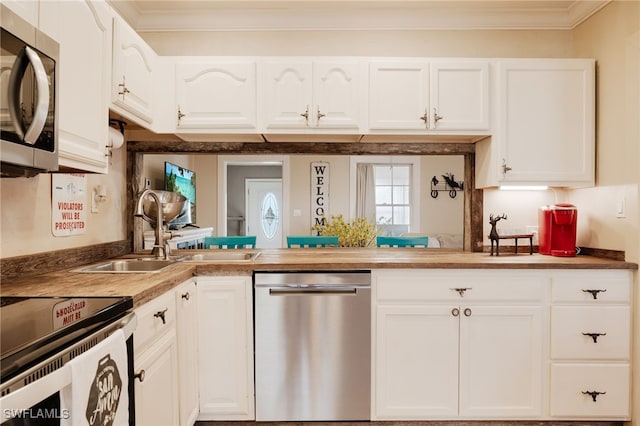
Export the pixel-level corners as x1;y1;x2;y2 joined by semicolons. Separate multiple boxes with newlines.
311;162;329;232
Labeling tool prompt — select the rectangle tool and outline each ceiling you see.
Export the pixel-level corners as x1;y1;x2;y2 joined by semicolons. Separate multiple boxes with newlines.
108;0;611;32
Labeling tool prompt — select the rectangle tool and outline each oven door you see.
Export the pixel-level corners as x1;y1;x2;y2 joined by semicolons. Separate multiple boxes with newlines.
0;313;136;426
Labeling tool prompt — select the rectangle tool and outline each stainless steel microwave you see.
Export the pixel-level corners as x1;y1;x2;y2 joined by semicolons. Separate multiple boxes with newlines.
1;4;59;178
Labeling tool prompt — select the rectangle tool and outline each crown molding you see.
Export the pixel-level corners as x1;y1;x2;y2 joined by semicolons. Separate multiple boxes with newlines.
108;1;611;32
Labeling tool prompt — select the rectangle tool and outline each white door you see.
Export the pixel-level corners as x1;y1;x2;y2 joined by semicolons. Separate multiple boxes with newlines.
374;304;459;419
246;179;283;248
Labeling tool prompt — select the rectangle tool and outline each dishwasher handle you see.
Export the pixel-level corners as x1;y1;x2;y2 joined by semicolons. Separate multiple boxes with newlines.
268;286;360;295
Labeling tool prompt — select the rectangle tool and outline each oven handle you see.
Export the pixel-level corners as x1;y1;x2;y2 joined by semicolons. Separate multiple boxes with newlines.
7;46;50;145
0;313;136;414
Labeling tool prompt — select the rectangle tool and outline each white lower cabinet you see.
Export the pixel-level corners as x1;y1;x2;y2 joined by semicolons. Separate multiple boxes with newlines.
196;275;254;420
548;270;632;420
175;280;199;426
373;269;545;420
133;290;180;426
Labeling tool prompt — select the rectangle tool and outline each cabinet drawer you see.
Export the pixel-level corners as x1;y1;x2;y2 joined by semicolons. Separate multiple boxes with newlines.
551;271;631;303
375;270;544;303
134;290;176;353
550;364;630;419
551;306;631;360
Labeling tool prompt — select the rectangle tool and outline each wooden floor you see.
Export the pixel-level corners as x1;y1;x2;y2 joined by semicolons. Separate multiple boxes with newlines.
196;422;624;426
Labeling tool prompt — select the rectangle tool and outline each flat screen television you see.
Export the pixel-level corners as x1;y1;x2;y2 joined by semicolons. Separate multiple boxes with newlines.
164;161;196;228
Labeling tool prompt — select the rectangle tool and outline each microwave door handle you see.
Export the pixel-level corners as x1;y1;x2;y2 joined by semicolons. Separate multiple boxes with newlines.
22;46;50;145
7;47;29;141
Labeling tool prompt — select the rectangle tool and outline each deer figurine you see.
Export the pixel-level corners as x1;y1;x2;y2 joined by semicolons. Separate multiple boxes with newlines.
488;213;507;256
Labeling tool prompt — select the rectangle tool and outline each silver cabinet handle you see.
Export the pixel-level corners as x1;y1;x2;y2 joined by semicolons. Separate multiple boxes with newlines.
419;109;429;128
118;76;130;96
451;308;460;317
300;105;310;124
181;292;190;301
501;158;512;175
464;308;472;317
433;107;443;124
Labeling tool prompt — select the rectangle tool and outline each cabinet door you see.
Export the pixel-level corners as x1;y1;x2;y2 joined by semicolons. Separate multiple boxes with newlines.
175;61;257;130
430;61;490;131
368;61;429;130
196;276;254;420
134;330;180;426
112;16;156;124
262;61;312;129
312;61;360;129
176;280;199;426
459;305;543;417
46;0;110;173
497;59;595;186
375;305;459;419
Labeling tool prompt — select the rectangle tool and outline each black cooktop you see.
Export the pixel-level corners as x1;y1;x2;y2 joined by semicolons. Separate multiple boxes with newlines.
0;296;133;381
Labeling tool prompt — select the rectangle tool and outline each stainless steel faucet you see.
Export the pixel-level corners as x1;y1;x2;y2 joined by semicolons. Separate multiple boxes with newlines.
135;189;171;259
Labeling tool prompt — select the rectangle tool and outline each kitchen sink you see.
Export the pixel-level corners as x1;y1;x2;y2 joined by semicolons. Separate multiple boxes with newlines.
74;259;177;273
182;251;261;262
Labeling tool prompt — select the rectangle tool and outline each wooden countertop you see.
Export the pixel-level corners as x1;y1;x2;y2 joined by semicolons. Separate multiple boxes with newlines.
1;248;635;307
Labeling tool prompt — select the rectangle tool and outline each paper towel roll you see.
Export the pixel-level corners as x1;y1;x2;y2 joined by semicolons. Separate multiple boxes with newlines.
108;126;124;150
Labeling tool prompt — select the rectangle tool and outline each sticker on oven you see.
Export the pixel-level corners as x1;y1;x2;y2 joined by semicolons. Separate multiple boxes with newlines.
86;354;123;426
53;298;89;329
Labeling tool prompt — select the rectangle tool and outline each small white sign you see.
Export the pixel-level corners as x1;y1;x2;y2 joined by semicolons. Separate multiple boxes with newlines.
311;162;329;231
52;174;87;236
53;298;89;329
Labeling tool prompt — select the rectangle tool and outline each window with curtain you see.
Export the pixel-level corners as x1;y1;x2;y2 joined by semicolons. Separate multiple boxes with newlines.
374;164;411;236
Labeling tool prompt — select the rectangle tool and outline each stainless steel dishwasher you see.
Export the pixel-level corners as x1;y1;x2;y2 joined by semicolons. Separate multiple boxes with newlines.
254;271;371;421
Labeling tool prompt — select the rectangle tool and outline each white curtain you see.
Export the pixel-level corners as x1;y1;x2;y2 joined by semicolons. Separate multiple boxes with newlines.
355;163;376;223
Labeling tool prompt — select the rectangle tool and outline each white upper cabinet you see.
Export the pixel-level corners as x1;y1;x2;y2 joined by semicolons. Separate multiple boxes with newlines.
368;60;490;132
430;61;490;131
175;60;258;131
112;16;157;125
41;0;112;173
261;60;361;132
369;61;430;130
476;59;595;188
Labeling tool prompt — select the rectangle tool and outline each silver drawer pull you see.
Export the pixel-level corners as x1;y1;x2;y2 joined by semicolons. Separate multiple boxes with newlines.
582;332;607;343
582;289;606;299
154;308;168;324
582;390;606;402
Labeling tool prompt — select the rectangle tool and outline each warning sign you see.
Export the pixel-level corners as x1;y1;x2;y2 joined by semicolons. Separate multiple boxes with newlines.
52;174;87;236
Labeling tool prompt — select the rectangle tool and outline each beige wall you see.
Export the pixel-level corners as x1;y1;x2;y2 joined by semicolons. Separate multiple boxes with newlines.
0;146;128;258
569;1;640;424
144;29;572;58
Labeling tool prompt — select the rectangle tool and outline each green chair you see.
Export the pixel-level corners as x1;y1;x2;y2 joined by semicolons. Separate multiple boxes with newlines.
286;235;339;248
376;235;429;248
205;236;257;249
